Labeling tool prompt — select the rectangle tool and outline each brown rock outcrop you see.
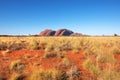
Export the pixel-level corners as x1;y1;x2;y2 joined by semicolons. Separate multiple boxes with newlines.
55;29;73;36
39;29;82;36
39;29;56;36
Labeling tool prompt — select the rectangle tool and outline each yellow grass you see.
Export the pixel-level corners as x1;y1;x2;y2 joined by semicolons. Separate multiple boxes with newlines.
0;36;120;80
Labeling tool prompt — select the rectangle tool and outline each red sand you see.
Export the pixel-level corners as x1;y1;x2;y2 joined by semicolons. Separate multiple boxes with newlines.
0;50;120;80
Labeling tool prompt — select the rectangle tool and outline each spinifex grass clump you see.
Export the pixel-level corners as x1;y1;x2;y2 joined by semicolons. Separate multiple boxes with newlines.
9;59;25;73
27;39;39;50
43;51;58;58
83;59;101;76
0;42;8;50
29;69;68;80
9;73;25;80
45;43;55;51
67;66;81;80
96;46;116;63
99;68;120;80
112;46;120;54
62;58;72;67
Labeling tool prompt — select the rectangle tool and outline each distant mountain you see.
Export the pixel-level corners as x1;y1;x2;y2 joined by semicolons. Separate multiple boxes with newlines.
39;29;56;36
39;29;82;36
54;29;73;36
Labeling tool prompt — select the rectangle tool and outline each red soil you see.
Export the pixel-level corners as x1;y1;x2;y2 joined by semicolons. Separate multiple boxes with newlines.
0;50;120;80
66;51;96;80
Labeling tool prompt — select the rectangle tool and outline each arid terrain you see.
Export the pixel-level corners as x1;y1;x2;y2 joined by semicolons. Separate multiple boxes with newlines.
0;37;120;80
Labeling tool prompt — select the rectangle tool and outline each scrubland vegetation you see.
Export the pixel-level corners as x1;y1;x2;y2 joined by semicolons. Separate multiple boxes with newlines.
0;36;120;80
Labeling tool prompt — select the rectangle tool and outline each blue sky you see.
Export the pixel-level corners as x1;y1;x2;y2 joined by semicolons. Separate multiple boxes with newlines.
0;0;120;35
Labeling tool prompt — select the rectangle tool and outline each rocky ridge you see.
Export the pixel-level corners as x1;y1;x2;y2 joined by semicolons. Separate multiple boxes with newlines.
39;29;82;36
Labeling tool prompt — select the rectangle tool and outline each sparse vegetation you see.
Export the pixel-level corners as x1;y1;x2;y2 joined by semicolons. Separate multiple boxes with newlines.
9;59;25;73
9;73;25;80
83;59;101;76
96;47;116;63
27;39;39;50
29;69;68;80
45;43;55;51
0;36;120;80
43;51;58;58
62;58;72;67
67;66;81;80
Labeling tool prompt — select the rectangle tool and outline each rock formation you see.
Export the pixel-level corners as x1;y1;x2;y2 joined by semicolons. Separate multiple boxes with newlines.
55;29;73;36
39;29;82;36
39;29;56;36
